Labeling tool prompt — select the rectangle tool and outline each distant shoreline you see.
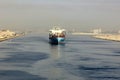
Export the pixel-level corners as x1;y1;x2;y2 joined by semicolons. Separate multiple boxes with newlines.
93;34;120;42
72;32;120;42
0;30;25;42
0;34;24;42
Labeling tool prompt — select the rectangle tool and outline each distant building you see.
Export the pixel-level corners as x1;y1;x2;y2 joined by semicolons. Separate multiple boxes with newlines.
118;30;120;34
92;28;102;34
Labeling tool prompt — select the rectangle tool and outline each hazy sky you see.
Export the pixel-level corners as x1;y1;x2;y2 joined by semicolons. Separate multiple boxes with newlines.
0;0;120;32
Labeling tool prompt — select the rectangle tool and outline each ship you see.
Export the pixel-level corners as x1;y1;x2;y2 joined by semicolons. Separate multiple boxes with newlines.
49;27;66;44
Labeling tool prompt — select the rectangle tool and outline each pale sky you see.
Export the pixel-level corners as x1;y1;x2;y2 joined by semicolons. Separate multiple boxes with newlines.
0;0;120;32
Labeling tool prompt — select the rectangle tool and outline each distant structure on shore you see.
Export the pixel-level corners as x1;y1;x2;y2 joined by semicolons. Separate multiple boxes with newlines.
118;30;120;34
92;28;102;34
72;28;102;35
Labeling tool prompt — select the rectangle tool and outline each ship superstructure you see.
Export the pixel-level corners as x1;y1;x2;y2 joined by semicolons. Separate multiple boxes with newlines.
49;27;66;44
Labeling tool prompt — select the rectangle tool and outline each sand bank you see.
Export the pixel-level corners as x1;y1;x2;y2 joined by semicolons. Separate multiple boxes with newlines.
94;34;120;41
0;30;24;42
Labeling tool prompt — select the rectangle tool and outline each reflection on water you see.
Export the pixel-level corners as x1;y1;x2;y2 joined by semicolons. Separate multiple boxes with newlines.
29;43;66;80
44;44;66;80
49;44;61;60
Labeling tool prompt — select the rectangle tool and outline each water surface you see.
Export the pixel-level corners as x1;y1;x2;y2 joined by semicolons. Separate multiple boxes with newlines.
0;34;120;80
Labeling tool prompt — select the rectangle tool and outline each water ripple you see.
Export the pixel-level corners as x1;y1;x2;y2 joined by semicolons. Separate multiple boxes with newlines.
0;70;47;80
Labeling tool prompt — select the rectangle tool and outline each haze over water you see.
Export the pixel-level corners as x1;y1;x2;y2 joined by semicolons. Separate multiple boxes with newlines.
0;0;120;32
0;1;120;80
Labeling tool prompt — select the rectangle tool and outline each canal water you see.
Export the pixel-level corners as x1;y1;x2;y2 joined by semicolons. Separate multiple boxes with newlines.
0;34;120;80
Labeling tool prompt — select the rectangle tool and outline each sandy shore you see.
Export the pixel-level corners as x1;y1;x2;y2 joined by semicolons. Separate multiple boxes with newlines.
0;32;25;42
94;34;120;42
